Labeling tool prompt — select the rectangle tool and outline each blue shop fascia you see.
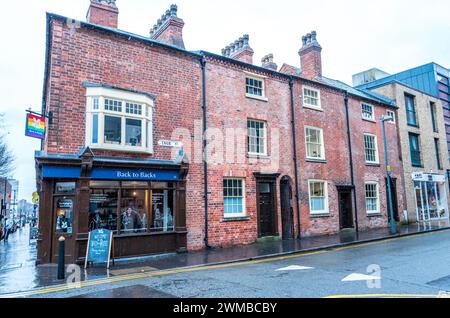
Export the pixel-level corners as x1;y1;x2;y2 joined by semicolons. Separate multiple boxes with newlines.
34;146;189;264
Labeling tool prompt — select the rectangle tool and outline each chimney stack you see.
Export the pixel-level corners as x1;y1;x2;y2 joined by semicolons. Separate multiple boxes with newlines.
87;0;119;29
149;4;185;49
261;54;277;71
221;35;254;64
299;31;322;80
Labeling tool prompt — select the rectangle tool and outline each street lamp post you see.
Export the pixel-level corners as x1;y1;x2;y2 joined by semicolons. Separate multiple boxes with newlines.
381;115;397;234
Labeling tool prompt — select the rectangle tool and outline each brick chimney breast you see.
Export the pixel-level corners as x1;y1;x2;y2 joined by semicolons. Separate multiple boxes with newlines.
222;35;254;64
298;31;322;80
261;54;278;71
149;4;185;49
87;0;119;29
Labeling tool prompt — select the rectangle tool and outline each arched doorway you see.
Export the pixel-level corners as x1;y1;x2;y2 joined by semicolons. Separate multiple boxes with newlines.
280;176;294;240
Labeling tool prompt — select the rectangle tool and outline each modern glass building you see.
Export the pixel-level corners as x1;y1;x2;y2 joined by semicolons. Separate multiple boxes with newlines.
354;63;450;157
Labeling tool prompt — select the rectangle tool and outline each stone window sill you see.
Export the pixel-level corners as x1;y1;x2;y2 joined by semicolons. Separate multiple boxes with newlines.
245;94;268;102
366;163;381;167
306;158;327;164
248;154;271;160
222;217;251;222
310;213;331;218
367;213;382;218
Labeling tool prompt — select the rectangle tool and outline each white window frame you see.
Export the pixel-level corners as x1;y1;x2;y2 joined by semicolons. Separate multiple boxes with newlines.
303;86;322;110
308;180;329;215
361;103;375;121
305;126;325;160
247;119;268;156
365;182;380;215
364;133;379;164
386;110;396;124
223;178;246;218
85;86;154;154
245;72;267;101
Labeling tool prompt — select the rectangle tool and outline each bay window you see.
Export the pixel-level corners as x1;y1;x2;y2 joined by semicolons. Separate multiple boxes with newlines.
85;85;154;153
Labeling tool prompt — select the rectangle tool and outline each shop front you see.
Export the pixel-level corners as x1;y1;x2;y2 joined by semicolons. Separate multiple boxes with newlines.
412;172;449;222
35;149;188;264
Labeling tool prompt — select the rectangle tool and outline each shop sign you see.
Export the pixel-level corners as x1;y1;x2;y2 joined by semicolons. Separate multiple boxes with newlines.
411;172;445;183
25;113;46;139
91;168;180;181
158;140;183;148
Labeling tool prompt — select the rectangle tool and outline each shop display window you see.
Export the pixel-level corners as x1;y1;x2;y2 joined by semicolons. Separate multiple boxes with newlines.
88;181;176;235
89;189;119;232
55;197;73;234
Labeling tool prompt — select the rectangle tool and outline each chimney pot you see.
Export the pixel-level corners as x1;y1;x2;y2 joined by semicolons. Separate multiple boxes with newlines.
221;34;254;64
149;4;185;49
299;31;322;79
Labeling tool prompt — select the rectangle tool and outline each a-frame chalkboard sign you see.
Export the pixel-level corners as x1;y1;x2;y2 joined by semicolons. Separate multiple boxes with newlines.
84;229;115;269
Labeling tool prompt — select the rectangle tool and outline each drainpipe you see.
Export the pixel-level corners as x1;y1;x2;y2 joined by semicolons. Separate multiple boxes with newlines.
344;91;359;233
289;77;302;240
200;56;211;249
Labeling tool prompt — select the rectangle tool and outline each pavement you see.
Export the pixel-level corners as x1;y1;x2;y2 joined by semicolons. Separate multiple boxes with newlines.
1;221;450;297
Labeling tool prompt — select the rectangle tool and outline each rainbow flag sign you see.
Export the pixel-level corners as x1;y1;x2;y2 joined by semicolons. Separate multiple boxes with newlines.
25;113;46;139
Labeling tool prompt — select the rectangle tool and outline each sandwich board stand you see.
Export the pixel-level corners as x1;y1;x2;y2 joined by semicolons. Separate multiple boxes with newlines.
85;229;115;269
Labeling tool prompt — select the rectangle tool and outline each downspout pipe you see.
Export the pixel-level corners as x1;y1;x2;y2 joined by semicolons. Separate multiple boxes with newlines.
344;91;359;233
200;56;212;249
289;77;302;240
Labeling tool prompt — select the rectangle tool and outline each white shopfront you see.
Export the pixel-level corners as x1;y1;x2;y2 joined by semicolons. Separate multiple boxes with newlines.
412;172;449;221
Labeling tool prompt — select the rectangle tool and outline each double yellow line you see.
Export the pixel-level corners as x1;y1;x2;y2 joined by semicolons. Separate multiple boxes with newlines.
2;229;448;298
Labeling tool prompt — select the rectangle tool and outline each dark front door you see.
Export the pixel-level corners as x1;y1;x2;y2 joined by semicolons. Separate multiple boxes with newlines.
338;189;353;229
386;178;400;222
51;196;75;263
280;177;294;240
257;182;277;237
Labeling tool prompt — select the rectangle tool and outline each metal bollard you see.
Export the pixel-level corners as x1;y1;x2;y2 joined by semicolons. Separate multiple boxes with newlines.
57;236;66;280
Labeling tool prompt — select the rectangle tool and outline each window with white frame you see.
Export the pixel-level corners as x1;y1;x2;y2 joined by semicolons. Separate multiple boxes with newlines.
365;182;380;214
361;103;374;121
386;110;396;123
305;126;325;160
246;76;264;97
247;120;267;155
364;134;379;164
85;86;154;153
223;179;245;217
303;87;321;109
308;180;328;214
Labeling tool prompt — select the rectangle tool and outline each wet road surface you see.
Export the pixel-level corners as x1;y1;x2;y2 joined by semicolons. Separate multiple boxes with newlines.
8;228;450;298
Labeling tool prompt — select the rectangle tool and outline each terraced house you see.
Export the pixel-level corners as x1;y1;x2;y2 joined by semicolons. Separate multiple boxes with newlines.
35;0;406;264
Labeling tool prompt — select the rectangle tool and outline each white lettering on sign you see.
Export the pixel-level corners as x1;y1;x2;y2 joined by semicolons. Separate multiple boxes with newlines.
158;140;182;148
411;172;446;182
116;171;157;179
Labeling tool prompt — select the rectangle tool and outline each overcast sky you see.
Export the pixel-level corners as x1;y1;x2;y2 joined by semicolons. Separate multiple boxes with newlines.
0;0;449;201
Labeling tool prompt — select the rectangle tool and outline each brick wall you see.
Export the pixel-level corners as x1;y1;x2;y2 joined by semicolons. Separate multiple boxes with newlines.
44;18;205;250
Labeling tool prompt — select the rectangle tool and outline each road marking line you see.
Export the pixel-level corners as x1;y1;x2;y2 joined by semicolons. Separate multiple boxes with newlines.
276;265;314;271
342;273;381;282
3;228;449;298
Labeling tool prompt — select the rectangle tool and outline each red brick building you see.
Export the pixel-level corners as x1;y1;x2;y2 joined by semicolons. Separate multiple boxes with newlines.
35;0;405;264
